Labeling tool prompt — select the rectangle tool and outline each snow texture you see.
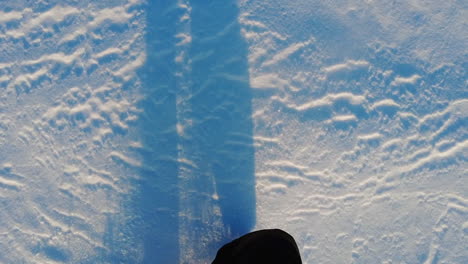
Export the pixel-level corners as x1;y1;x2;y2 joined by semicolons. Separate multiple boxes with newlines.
0;0;466;263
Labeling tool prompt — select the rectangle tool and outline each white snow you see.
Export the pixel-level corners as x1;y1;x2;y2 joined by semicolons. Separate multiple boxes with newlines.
323;60;370;73
0;0;466;263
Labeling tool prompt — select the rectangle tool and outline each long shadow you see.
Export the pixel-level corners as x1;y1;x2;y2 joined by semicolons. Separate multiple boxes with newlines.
123;1;181;263
180;0;256;261
125;0;255;262
190;0;256;236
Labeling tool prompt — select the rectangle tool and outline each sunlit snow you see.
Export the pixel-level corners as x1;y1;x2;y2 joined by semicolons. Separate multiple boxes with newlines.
0;0;466;263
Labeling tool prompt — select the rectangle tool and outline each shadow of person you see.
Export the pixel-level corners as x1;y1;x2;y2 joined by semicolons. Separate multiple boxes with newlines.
178;0;256;261
122;0;256;263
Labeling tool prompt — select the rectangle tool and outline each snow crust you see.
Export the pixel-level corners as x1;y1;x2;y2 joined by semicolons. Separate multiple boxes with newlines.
0;0;466;263
239;1;467;263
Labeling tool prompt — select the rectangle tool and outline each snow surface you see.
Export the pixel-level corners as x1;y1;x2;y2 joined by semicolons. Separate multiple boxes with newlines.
0;0;466;263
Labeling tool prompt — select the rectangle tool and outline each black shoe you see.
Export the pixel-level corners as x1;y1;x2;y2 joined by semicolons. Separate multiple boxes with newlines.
212;229;302;264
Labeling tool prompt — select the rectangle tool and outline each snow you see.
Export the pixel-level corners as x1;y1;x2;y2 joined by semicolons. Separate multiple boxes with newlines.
0;0;466;263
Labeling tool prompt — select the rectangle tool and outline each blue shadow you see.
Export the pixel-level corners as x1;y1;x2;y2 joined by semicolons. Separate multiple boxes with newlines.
188;0;256;232
183;0;256;257
120;0;256;262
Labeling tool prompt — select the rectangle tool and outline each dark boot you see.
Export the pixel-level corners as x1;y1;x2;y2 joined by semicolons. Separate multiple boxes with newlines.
212;229;302;264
